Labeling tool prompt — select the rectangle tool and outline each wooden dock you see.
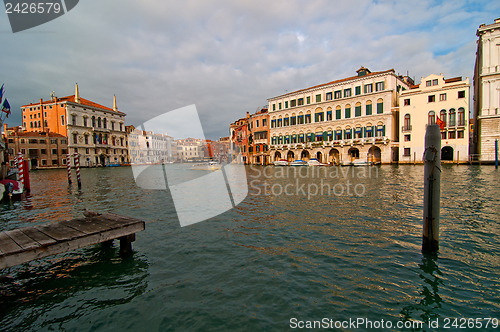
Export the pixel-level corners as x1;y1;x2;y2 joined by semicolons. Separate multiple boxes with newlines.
0;212;145;270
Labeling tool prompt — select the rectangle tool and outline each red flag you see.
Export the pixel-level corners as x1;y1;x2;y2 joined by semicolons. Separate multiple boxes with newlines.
436;116;445;130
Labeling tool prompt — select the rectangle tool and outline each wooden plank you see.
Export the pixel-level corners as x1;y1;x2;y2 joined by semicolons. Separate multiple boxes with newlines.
34;223;86;241
0;232;24;255
60;217;130;234
5;229;40;250
0;221;145;269
19;227;57;246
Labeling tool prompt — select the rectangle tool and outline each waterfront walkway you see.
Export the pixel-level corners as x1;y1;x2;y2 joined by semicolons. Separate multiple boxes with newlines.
0;212;145;269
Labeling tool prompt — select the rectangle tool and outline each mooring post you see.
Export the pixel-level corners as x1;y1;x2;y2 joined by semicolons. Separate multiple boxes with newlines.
495;139;498;169
119;234;135;255
74;152;81;189
66;154;72;185
423;124;441;252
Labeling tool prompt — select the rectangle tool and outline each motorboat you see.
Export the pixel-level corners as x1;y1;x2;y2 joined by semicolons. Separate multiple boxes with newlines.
307;158;329;166
190;161;222;171
352;159;370;166
273;159;289;166
290;160;307;166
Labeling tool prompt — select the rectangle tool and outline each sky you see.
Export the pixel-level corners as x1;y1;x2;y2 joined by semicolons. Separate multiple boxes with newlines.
1;0;499;140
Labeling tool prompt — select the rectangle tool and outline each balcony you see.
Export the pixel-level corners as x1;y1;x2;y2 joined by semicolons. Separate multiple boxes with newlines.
402;125;412;133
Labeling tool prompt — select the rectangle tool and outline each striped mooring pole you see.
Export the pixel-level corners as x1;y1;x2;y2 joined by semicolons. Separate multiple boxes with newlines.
17;152;24;188
74;152;81;189
67;153;72;185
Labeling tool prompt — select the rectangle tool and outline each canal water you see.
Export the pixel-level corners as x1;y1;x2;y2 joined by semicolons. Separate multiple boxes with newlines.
0;165;498;331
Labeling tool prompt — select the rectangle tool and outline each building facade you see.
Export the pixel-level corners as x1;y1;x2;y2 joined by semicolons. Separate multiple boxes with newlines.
267;67;412;164
399;74;470;163
128;127;176;164
248;107;270;165
176;138;205;162
21;84;128;166
4;126;68;169
229;117;249;163
473;18;500;162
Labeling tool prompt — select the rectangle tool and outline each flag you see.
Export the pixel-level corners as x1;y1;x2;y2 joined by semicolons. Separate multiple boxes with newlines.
0;84;4;102
436;116;445;130
2;98;11;118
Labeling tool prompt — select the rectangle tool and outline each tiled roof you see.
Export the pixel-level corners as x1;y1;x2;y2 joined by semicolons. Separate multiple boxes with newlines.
7;131;66;138
269;69;395;100
22;95;125;115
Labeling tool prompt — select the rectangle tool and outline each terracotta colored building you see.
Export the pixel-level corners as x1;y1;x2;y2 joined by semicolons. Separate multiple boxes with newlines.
229;117;249;164
4;126;68;169
247;107;270;165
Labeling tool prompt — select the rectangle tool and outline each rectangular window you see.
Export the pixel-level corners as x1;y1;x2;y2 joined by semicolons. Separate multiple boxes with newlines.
344;88;351;98
366;104;372;116
428;95;435;102
285;101;289;108
433;79;438;86
325;92;332;101
61;115;65;126
273;104;276;111
334;90;342;99
315;94;321;103
364;84;373;93
263;119;267;126
279;103;282;110
52;159;58;165
290;100;296;107
426;80;432;87
326;111;332;121
256;120;259;127
404;134;411;142
52;148;57;155
441;131;446;139
457;130;464;139
403;148;411;156
448;131;456;139
439;93;446;101
336;108;341;120
355;86;361;95
377;101;383;114
306;96;310;104
298;98;304;106
40;149;47;155
458;91;465;98
375;82;385;91
355;105;361;117
404;98;410;106
345;107;351;119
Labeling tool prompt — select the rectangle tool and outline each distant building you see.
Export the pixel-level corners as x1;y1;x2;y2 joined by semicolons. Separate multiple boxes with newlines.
248;106;270;165
229;117;249;163
176;138;204;162
267;67;412;164
4;125;68;169
473;18;500;162
20;84;128;166
399;74;470;163
128;127;176;164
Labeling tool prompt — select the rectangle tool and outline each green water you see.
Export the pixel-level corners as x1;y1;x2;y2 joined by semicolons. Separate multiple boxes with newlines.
0;165;498;331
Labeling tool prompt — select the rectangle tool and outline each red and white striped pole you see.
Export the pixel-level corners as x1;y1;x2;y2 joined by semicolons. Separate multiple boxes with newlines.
67;153;72;185
17;152;24;188
74;152;81;189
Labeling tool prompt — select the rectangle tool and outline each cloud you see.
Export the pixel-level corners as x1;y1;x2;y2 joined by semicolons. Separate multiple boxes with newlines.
1;0;499;139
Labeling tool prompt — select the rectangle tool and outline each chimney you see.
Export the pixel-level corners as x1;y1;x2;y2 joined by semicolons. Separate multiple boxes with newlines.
246;112;250;118
75;83;80;103
113;94;117;112
3;123;7;135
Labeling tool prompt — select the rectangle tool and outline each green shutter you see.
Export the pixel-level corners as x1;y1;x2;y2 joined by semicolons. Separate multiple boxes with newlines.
377;102;383;114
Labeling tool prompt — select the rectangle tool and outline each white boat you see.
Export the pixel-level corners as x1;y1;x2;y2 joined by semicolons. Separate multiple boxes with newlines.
290;160;307;166
307;158;329;166
273;159;289;166
352;159;370;166
191;161;222;171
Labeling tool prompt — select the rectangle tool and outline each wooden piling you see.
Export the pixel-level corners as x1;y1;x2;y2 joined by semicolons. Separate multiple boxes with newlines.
74;152;81;189
423;124;441;252
66;154;72;185
22;160;30;193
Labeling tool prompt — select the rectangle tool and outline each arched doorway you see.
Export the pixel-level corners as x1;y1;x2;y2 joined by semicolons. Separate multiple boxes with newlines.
329;148;340;164
441;146;453;161
300;150;310;161
316;151;323;163
348;147;360;160
368;146;382;164
274;151;281;161
287;151;295;161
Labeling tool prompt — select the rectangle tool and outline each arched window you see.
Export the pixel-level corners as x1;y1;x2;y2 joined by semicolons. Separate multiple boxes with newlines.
440;110;447;126
458;108;465;126
366;100;372;116
404;114;411;130
92;116;96;127
449;108;456;126
428;111;435;125
377;98;384;114
103;118;107;129
97;117;102;128
355;102;362;117
335;105;341;119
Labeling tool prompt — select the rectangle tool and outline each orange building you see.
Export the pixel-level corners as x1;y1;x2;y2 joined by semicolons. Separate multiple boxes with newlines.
20;85;128;166
247;107;269;165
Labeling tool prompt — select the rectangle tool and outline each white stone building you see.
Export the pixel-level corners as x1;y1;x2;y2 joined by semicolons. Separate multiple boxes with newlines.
128;127;176;164
399;74;470;163
474;18;500;162
267;67;412;164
